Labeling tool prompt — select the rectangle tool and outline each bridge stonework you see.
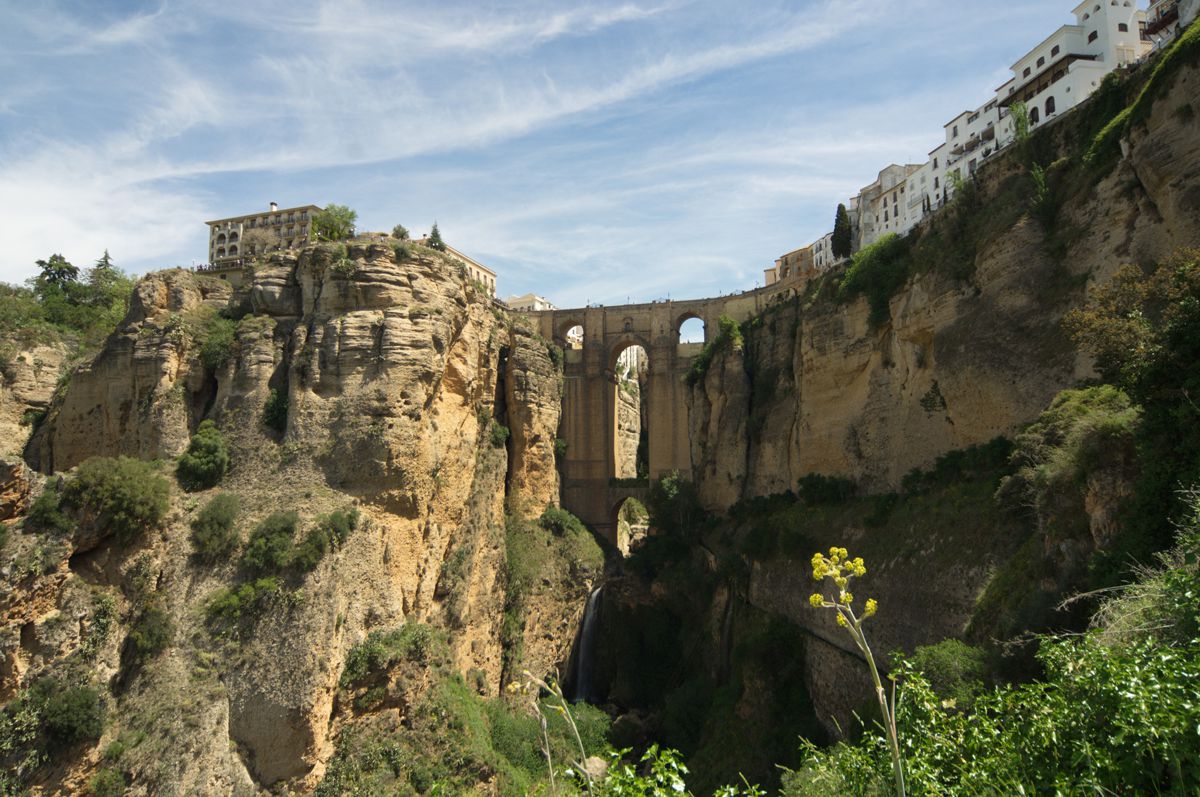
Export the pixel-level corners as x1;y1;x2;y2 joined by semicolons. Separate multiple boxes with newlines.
533;286;791;545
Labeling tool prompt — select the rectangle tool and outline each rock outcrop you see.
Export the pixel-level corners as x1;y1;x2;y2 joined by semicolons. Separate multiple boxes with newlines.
5;243;568;793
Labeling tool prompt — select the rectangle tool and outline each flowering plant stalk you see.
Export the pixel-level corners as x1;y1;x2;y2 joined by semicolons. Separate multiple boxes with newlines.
809;547;904;797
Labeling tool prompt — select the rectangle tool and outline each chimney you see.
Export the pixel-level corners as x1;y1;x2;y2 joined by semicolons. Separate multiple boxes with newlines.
269;202;278;212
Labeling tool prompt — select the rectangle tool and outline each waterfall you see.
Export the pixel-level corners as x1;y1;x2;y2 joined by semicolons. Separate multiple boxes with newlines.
571;586;603;703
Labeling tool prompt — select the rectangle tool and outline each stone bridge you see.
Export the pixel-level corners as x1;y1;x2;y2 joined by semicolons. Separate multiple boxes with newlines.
532;285;793;545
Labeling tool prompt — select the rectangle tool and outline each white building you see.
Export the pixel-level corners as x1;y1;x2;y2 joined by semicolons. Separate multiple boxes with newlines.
505;293;557;312
1145;0;1197;45
996;1;1148;134
857;164;922;248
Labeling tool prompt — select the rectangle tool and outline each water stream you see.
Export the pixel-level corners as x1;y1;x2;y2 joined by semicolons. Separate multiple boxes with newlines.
571;586;603;703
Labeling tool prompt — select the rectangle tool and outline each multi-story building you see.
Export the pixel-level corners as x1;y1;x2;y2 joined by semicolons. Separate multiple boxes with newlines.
995;1;1148;135
205;202;322;267
413;237;497;297
1145;0;1199;43
505;293;557;312
763;243;815;287
857;164;923;248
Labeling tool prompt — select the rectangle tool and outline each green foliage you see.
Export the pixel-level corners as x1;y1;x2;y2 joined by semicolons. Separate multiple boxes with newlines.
687;314;743;387
490;420;510;448
312;203;358;241
4;251;135;353
263;387;288;433
25;487;74;536
330;257;357;278
176;420;230;491
33;678;104;749
831;203;853;260
289;527;329;572
240;511;298;575
1065;254;1200;582
902;436;1013;496
339;624;436;688
197;314;237;371
125;604;174;665
795;474;856;506
836;233;912;327
539;506;586;537
60;457;170;546
1009;100;1031;145
88;768;126;797
554;437;568;457
905;639;988;710
1088;20;1200;167
391;224;410;240
190;492;240;562
204;577;283;633
647;471;706;541
427;222;446;251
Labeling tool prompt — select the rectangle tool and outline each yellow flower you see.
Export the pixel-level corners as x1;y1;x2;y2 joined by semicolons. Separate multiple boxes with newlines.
809;593;825;608
836;613;848;628
863;598;878;618
840;591;853;605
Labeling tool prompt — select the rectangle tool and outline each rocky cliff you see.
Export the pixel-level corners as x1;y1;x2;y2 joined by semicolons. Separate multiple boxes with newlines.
2;242;580;793
689;60;1200;506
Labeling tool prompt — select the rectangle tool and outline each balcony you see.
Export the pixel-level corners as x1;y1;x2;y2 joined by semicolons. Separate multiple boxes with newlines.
1144;3;1179;36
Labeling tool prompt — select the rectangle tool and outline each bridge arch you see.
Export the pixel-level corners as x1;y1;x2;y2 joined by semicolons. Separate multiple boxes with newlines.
677;312;706;344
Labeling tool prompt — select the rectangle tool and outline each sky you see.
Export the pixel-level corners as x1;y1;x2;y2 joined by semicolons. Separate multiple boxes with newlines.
0;0;1081;307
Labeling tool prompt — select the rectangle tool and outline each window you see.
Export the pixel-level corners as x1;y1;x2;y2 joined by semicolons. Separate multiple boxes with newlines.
884;210;889;222
1023;67;1032;77
968;112;980;123
933;157;938;168
1118;22;1128;31
952;125;959;137
934;177;939;189
1045;96;1056;115
1052;45;1061;56
1030;107;1040;124
1037;56;1045;67
1088;30;1098;42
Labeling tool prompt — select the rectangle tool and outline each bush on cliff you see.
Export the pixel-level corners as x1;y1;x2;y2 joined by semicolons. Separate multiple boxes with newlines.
190;492;240;562
263;388;288;434
240;511;298;575
60;457;169;545
176;420;230;491
836;233;913;327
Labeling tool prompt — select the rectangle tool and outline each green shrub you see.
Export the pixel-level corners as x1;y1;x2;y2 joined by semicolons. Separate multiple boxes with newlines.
35;679;104;749
263;388;288;433
290;527;330;572
490;420;510;448
903;436;1014;495
176;420;230;491
25;487;74;536
198;315;237;372
391;224;410;240
88;768;126;797
125;604;174;665
321;508;359;547
647;471;706;540
331;257;357;278
61;457;170;545
836;233;912;327
340;624;436;688
687;314;743;387
796;474;857;506
205;577;283;632
538;506;586;537
240;511;298;574
905;639;989;709
190;492;240;562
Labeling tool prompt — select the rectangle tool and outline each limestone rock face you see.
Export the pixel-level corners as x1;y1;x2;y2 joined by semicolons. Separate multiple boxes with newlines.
689;62;1200;506
24;269;231;473
0;342;68;460
9;243;565;792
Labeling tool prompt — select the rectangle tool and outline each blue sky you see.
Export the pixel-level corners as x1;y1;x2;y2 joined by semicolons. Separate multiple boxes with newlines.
0;0;1077;306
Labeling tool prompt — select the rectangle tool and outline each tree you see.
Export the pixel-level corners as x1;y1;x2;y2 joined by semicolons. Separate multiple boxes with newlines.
832;203;853;260
427;222;446;251
312;204;357;241
1010;101;1031;145
176;420;230;491
35;254;79;289
392;224;410;240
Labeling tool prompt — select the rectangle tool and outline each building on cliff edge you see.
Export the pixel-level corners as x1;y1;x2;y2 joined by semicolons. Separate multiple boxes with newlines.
201;202;322;285
768;0;1164;288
